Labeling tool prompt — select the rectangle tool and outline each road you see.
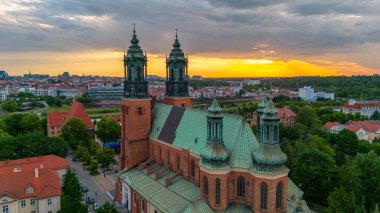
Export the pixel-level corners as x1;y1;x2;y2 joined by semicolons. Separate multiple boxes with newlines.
66;151;113;212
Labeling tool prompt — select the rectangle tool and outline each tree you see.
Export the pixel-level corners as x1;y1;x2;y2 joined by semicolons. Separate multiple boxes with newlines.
292;149;338;204
88;160;99;176
61;118;91;149
339;159;363;198
335;129;359;165
62;169;83;201
20;113;42;132
1;101;17;112
4;114;25;136
58;194;87;213
96;148;116;170
353;151;380;210
327;187;357;213
96;118;121;142
96;202;119;213
296;106;320;128
14;131;69;158
372;205;380;213
0;130;16;160
370;110;380;120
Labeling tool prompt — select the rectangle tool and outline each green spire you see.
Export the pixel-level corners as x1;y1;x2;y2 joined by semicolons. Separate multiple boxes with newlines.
253;96;287;167
165;29;189;97
200;97;229;169
208;96;222;113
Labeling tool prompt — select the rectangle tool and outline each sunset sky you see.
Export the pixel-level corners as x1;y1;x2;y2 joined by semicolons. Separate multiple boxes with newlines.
0;0;379;77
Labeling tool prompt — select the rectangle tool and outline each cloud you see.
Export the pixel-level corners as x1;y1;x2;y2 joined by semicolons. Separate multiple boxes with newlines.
0;0;379;72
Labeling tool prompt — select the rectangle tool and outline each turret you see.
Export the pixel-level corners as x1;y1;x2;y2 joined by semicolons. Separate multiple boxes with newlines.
123;24;148;98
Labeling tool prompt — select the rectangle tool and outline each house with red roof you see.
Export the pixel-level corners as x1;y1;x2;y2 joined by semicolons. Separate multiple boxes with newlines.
0;155;68;213
47;101;94;137
323;122;369;141
345;120;380;142
342;99;380;118
251;107;297;126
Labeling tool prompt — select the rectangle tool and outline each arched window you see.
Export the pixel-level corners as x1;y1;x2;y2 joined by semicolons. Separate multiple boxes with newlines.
276;182;283;209
190;159;195;178
215;178;221;205
261;183;268;209
203;176;208;195
179;68;183;81
237;176;245;197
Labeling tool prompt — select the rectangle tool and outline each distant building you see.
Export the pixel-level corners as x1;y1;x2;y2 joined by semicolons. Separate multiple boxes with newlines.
298;86;314;101
192;75;202;80
342;99;380;118
251;107;297;126
61;72;70;78
245;79;260;86
323;122;369;141
298;86;334;102
0;155;69;213
346;120;380;142
314;91;334;100
23;74;49;79
47;101;94;137
0;86;9;101
28;88;55;97
87;87;123;107
0;71;9;80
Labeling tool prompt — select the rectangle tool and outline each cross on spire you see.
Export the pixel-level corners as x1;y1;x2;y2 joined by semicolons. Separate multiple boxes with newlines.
175;28;178;39
133;23;136;34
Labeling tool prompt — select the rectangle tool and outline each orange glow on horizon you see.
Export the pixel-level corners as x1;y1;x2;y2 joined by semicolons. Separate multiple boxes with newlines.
0;50;376;77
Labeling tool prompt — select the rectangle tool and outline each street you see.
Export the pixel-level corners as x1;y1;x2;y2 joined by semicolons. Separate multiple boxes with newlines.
66;151;116;212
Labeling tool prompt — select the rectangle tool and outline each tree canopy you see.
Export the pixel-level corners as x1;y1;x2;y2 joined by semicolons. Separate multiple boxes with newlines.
61;118;91;149
96;118;120;142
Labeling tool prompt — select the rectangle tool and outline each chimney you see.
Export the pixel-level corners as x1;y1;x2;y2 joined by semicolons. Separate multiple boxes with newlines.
35;168;39;178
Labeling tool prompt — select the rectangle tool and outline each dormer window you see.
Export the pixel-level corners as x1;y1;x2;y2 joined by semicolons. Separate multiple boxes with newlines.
26;186;34;194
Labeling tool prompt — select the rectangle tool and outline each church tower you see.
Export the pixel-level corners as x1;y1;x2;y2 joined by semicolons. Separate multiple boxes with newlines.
163;30;192;108
252;97;288;213
119;26;152;171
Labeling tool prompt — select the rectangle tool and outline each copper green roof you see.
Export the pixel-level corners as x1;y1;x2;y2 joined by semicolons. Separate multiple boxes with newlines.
150;104;260;169
119;167;200;213
208;97;222;113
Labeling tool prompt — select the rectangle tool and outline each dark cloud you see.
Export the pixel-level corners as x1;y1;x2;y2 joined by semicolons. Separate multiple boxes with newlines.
0;0;379;68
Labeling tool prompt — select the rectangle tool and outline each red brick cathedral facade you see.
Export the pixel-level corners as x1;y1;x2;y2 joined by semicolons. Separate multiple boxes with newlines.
115;28;309;213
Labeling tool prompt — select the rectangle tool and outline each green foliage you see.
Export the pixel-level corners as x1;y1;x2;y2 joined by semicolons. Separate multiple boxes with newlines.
1;101;17;112
96;118;121;142
58;194;88;213
3;113;43;136
292;149;338;205
62;169;83;201
335;129;359;165
61;118;91;149
20;113;42;132
46;96;63;107
279;123;306;141
13;131;69;159
0;130;16;160
327;187;357;213
96;202;119;213
88;160;99;176
370;110;380;120
96;148;116;170
352;151;380;210
297;106;321;128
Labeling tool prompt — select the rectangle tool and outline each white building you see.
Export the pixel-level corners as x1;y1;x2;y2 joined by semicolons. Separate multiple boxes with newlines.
0;90;8;101
298;86;315;101
299;86;334;102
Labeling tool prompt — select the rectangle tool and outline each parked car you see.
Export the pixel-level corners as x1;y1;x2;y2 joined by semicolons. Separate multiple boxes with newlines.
81;185;89;193
72;156;77;162
86;196;95;205
93;202;99;210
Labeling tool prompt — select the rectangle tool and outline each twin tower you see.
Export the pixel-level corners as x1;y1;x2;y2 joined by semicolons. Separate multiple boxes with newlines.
123;27;192;108
119;28;192;170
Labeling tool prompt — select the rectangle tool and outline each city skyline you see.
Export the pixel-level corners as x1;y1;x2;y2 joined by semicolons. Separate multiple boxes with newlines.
1;0;379;77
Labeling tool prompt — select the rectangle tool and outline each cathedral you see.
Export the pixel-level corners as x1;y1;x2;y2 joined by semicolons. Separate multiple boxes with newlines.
115;27;310;213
